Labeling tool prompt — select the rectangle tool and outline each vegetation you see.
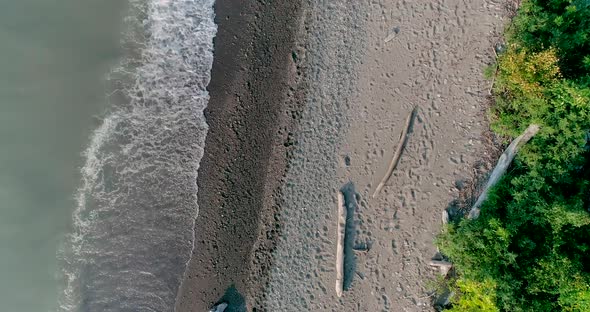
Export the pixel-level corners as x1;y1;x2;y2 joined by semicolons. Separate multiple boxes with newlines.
437;1;590;311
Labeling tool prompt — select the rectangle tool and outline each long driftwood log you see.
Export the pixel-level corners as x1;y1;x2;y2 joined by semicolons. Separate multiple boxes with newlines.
468;124;540;219
335;191;347;297
373;106;417;198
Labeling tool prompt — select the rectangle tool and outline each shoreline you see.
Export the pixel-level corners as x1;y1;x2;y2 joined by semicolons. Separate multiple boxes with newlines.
175;0;303;310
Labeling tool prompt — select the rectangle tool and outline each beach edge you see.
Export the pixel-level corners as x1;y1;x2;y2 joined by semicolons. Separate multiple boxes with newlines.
175;0;304;310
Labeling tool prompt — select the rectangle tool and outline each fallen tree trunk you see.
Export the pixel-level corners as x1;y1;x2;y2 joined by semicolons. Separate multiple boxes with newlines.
468;124;540;219
335;191;346;297
373;106;417;198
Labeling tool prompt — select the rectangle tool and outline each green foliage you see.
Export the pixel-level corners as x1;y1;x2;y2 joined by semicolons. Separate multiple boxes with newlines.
493;80;590;184
437;1;590;311
447;279;500;312
509;0;590;79
495;47;561;99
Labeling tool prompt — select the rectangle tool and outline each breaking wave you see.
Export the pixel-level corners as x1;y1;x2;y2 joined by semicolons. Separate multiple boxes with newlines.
58;0;216;311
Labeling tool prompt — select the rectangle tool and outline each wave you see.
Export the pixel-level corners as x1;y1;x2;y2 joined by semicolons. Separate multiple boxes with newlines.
58;0;216;311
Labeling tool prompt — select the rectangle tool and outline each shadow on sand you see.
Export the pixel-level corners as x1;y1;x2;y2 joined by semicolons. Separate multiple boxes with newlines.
212;285;246;312
340;182;358;291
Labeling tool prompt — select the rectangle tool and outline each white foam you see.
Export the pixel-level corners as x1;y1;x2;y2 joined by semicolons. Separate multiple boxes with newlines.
57;0;217;311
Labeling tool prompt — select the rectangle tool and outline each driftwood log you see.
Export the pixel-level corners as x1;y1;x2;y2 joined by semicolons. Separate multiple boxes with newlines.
373;106;417;198
441;210;449;226
429;260;454;276
468;124;540;219
209;303;228;312
335;192;346;297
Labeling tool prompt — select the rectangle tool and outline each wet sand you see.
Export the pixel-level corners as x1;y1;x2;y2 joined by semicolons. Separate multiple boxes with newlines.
175;0;303;311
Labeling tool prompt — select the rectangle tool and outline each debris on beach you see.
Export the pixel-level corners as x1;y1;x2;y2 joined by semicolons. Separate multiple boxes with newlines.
384;26;401;42
468;124;540;219
353;240;372;253
441;210;449;226
209;302;228;312
429;260;453;276
335;191;347;297
373;106;417;198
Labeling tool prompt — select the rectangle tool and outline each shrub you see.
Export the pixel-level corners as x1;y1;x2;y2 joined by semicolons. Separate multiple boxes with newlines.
437;1;590;311
447;279;500;312
509;0;590;79
496;46;561;99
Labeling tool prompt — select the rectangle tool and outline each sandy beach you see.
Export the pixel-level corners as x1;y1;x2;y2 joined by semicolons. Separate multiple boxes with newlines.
260;1;506;310
178;0;507;311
